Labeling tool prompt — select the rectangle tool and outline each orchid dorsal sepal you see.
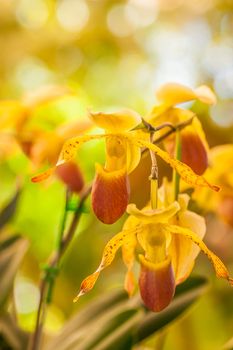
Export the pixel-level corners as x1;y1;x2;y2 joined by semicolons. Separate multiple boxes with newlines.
155;82;217;107
88;109;142;133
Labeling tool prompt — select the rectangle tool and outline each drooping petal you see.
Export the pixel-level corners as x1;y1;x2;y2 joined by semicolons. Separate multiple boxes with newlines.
169;211;206;284
139;254;175;312
31;134;106;182
91;164;130;224
73;228;139;302
155;83;216;107
124;135;220;192
162;224;233;286
88;109;142;133
127;201;180;224
122;230;137;296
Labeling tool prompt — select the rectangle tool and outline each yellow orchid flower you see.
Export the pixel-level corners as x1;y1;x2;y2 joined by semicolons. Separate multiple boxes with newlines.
0;85;71;131
193;144;233;227
147;83;216;175
73;192;233;312
32;107;220;224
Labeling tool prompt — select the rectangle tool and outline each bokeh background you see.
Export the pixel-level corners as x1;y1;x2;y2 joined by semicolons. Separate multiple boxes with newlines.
0;0;233;349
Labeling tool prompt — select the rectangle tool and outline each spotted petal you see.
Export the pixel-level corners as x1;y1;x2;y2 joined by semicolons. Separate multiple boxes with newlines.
162;224;233;286
73;227;139;302
124;135;220;192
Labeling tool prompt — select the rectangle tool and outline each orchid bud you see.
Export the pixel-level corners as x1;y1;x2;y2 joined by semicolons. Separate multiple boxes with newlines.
56;161;84;193
91;163;130;224
139;254;175;312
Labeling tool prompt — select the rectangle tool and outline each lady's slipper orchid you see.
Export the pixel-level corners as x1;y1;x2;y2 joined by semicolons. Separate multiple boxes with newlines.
32;107;220;224
148;83;216;175
73;192;233;312
0;85;71;131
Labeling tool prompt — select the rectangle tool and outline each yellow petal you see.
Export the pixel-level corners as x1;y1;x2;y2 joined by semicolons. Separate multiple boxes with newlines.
194;85;216;105
73;228;138;302
126;139;141;174
156;83;197;106
31;134;106;182
88;109;142;133
124;135;220;192
126;201;180;224
162;224;233;286
169;211;206;284
155;83;216;106
57;134;107;165
121;225;137;296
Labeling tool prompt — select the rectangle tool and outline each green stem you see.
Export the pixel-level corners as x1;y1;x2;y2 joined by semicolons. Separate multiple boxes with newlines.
173;130;182;201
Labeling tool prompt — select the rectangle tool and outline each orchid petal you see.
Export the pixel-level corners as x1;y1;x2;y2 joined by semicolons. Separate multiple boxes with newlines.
73;227;139;302
121;222;137;296
169;211;206;284
156;83;216;106
124;135;220;192
89;109;141;133
31;134;106;182
162;224;233;286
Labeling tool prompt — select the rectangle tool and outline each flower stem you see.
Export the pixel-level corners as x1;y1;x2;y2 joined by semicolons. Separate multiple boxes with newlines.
28;185;92;350
149;133;158;209
173;130;182;201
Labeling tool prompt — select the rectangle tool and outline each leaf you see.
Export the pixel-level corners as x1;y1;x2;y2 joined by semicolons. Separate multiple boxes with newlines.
46;277;207;350
45;290;130;350
0;190;21;230
134;276;208;343
0;312;29;350
0;236;28;308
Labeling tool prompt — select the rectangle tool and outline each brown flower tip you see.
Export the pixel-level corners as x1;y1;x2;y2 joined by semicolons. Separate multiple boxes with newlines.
139;255;175;312
56;161;85;193
181;130;208;175
91;164;130;224
217;196;233;227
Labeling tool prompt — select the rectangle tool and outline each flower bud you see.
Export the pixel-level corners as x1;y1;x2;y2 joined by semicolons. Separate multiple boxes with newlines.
56;161;84;193
91;164;130;224
139;254;175;312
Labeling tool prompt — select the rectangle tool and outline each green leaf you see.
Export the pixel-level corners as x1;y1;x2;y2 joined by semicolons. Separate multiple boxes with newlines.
0;236;28;308
45;276;208;350
0;190;21;230
0;313;29;350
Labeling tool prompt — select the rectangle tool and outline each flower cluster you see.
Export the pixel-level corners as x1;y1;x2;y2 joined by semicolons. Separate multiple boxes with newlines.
1;81;232;313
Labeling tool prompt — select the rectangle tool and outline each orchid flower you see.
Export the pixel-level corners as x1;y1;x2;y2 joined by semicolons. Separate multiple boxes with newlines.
32;107;220;224
73;189;233;312
147;83;216;175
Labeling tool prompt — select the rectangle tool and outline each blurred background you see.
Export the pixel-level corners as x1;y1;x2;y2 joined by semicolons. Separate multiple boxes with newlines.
0;0;233;349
